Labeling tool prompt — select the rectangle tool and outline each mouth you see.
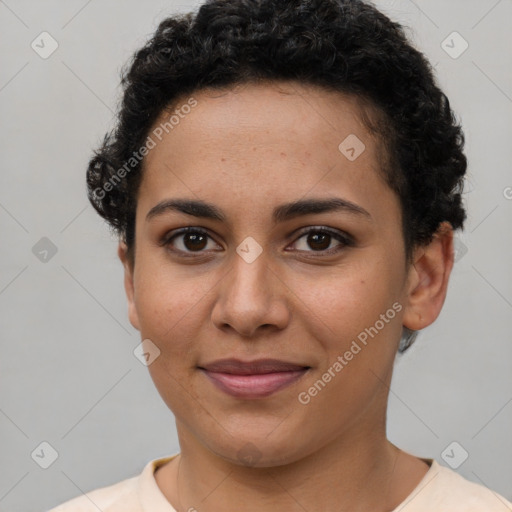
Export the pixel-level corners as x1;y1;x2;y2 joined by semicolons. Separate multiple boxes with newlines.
198;358;311;399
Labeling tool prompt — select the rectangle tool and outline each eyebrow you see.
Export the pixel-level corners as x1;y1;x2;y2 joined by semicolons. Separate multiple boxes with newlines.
145;197;372;223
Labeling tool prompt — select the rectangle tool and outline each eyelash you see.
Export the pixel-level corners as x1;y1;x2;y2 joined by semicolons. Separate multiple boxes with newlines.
160;226;354;257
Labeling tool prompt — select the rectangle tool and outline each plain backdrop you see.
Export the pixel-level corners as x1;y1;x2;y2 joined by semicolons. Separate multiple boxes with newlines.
0;0;511;510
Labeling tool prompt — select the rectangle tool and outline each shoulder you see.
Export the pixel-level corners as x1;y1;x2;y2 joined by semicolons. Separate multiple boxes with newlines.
47;475;139;512
399;459;512;511
46;455;178;512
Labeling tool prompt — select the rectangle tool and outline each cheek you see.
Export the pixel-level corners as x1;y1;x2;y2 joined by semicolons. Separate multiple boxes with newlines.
290;259;398;332
293;272;401;423
133;262;210;350
292;261;404;389
134;266;209;409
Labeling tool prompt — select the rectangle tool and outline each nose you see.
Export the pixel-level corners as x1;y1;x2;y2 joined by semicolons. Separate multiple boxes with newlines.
210;247;290;338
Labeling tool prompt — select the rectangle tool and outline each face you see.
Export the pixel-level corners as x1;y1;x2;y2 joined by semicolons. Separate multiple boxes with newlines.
119;81;451;467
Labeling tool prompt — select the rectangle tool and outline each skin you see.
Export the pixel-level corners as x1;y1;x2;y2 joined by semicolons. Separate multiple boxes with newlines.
118;81;454;511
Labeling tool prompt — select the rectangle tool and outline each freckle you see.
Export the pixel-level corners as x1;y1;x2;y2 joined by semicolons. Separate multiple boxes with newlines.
360;280;365;284
221;157;226;162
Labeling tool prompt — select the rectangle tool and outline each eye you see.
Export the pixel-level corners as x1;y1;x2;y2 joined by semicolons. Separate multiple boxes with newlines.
288;227;353;255
160;226;353;257
161;227;221;255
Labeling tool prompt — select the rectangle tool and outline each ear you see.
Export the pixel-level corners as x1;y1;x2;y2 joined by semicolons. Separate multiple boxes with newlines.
402;222;455;331
117;241;140;331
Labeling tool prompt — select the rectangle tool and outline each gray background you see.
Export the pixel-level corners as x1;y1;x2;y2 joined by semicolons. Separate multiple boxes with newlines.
0;0;511;510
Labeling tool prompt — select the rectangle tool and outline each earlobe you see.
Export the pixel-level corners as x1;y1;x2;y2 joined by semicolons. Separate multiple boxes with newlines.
402;222;455;331
117;241;141;331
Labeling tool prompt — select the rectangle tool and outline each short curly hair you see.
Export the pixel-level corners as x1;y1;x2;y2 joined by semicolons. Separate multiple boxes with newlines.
87;0;467;273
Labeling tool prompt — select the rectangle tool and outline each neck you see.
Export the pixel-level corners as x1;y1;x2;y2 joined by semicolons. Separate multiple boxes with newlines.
164;419;425;512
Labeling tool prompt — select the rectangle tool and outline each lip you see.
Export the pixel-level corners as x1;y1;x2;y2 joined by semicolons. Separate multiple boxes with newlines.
198;358;310;399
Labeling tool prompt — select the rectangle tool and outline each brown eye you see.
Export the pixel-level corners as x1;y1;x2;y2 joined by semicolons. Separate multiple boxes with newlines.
290;228;353;254
181;232;208;251
162;228;220;254
305;232;331;251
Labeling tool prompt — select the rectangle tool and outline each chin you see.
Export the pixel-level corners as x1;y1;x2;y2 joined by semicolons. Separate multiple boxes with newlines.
202;426;314;469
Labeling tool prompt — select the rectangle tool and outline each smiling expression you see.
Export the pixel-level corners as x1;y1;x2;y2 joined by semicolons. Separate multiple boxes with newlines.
120;80;420;466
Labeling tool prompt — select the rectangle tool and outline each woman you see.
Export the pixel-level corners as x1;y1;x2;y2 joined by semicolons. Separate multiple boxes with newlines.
50;0;512;510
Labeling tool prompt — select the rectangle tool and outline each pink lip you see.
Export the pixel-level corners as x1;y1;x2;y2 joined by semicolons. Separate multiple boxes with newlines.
199;359;310;399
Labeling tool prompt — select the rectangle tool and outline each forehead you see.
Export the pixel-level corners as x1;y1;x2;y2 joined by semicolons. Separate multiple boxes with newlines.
138;81;398;228
151;81;382;153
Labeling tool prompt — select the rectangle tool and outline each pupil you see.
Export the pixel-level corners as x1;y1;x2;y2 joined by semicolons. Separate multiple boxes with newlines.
309;232;330;250
185;233;207;251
